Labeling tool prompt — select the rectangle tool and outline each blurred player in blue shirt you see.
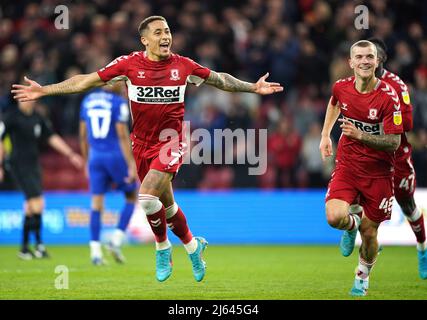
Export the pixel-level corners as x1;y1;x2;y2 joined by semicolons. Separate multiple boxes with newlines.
79;83;137;265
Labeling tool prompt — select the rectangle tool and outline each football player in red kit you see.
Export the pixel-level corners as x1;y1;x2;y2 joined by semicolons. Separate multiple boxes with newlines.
320;40;403;296
12;16;283;283
346;38;427;280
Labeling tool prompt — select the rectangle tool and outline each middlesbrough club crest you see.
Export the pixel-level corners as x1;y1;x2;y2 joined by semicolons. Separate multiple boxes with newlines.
368;108;378;120
170;69;180;81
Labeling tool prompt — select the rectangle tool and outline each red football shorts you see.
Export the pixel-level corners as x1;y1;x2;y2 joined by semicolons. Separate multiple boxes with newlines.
132;139;187;182
325;164;394;223
393;154;416;201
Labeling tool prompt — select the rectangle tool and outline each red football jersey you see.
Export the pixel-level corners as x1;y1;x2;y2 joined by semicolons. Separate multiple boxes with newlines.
97;51;211;158
330;76;403;178
381;69;413;160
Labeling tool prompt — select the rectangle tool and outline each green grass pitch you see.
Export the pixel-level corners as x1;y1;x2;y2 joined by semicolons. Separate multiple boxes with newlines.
0;245;426;300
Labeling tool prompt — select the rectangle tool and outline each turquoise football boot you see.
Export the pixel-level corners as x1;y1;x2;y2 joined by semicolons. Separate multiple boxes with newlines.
350;277;369;297
156;247;173;282
418;249;427;280
188;237;208;282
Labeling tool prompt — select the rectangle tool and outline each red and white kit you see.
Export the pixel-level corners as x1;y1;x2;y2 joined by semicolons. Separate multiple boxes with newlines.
381;69;415;200
97;52;211;180
325;76;404;223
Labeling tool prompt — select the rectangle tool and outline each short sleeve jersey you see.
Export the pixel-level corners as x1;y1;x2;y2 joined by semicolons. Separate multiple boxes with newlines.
97;51;211;159
80;89;129;153
381;69;413;159
330;77;403;177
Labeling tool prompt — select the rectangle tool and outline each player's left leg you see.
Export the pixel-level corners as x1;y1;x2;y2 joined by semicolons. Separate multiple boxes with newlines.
350;216;380;297
350;177;393;297
27;196;49;258
160;183;208;282
396;196;427;279
90;194;106;265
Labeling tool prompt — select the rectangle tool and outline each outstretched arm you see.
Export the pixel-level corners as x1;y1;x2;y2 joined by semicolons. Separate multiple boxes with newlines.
12;72;105;102
204;71;283;95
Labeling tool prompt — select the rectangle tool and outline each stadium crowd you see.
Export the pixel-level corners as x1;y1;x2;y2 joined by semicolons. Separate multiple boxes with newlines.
1;0;427;190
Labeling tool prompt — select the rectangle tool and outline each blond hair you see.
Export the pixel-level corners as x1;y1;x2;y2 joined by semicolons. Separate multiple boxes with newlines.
350;40;377;58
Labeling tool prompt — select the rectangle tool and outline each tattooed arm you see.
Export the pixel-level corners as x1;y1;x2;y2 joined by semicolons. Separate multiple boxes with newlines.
359;132;401;152
204;71;283;95
12;72;105;102
338;118;401;152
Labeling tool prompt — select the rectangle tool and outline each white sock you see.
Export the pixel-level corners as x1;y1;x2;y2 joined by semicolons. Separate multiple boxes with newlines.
417;242;427;252
349;204;363;215
356;257;375;280
183;237;198;254
111;229;125;247
406;207;422;222
156;239;171;251
348;214;360;231
90;241;102;258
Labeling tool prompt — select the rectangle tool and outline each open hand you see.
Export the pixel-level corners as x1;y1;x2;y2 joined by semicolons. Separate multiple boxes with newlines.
11;76;44;102
254;73;284;95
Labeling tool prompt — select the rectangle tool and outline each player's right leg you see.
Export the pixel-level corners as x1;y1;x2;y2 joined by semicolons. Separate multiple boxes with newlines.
326;199;361;257
19;202;34;260
139;169;174;282
88;157;109;265
325;167;361;257
161;183;208;282
90;195;106;265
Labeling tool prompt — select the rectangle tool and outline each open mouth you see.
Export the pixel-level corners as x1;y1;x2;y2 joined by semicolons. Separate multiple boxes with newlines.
160;43;170;50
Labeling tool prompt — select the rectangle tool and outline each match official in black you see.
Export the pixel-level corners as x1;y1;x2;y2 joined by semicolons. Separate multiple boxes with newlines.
0;100;84;259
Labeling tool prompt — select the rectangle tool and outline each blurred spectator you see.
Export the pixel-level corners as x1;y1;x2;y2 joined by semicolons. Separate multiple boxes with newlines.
267;118;302;188
301;122;326;188
1;0;427;190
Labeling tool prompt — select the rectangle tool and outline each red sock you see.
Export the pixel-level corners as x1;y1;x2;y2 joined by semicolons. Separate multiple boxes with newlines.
409;216;426;244
166;207;193;244
146;206;167;243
